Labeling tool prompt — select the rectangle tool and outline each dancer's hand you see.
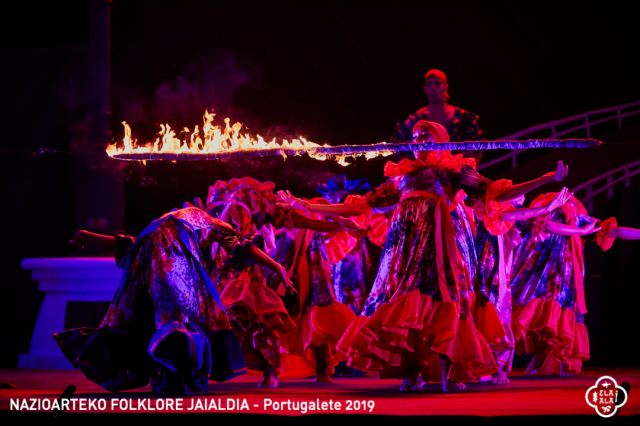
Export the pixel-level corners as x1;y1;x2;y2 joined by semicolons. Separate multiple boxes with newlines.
183;196;205;209
544;161;569;182
546;187;573;212
279;267;297;295
277;190;309;211
579;219;601;235
69;230;91;248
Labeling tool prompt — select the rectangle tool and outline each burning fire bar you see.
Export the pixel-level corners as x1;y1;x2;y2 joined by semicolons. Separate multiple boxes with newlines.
109;138;601;162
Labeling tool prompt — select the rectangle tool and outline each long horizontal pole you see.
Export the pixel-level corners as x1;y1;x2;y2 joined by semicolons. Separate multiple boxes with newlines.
110;138;602;161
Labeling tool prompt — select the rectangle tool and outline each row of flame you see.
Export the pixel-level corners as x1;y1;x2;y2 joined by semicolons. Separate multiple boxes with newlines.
105;110;377;165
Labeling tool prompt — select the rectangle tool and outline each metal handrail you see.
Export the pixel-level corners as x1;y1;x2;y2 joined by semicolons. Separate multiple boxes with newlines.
572;160;640;211
479;100;640;171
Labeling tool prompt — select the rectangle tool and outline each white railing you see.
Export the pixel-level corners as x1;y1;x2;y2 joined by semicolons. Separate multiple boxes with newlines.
479;100;640;171
572;160;640;211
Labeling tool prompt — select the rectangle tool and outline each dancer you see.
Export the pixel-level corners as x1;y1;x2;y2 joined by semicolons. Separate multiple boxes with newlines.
203;178;300;388
391;68;484;162
59;206;293;395
209;178;359;383
392;69;484;143
335;120;495;392
265;194;359;383
474;186;572;384
511;194;600;376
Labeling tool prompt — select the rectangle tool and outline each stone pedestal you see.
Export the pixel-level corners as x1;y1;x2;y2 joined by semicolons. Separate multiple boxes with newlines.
19;257;120;369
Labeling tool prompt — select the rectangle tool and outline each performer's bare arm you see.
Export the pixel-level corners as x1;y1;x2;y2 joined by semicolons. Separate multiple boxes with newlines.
290;210;361;233
69;230;122;251
277;190;364;216
544;219;600;236
609;226;640;240
500;188;572;223
495;161;569;202
246;245;296;294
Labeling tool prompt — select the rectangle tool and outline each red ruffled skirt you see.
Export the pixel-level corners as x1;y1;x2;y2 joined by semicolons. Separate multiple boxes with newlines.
513;298;589;375
221;269;295;371
337;290;459;378
279;301;356;378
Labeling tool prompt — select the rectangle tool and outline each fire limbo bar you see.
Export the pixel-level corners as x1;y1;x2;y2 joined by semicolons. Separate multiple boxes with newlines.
109;138;602;161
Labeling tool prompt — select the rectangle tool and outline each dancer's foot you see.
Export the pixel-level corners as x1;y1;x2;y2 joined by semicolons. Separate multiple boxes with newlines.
400;366;420;392
525;355;539;375
315;374;332;383
258;368;279;388
258;375;278;388
399;378;415;392
492;370;510;385
443;381;467;393
559;364;575;377
412;376;428;390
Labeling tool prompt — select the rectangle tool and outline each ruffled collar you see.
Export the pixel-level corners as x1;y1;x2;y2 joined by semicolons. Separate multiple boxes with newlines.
383;150;476;177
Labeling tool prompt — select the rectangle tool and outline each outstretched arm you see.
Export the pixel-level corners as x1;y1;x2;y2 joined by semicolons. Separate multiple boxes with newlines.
247;245;296;294
544;220;600;237
501;206;550;223
277;190;364;216
300;202;363;217
501;188;572;223
70;230;121;251
610;226;640;240
495;161;569;202
289;210;361;233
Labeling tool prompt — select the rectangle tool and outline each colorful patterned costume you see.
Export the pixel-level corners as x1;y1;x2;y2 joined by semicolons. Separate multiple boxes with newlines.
205;177;295;373
338;151;497;381
323;193;389;315
55;207;253;395
511;195;591;375
265;200;356;379
392;106;484;143
473;180;524;374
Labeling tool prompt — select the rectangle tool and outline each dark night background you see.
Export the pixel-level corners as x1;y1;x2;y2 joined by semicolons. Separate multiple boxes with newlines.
1;0;638;369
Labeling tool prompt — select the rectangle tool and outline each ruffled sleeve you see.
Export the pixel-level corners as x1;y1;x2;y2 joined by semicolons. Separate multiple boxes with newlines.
325;231;358;264
344;194;371;214
383;157;426;177
439;152;477;171
367;213;390;246
596;217;618;251
483;179;515;236
364;180;400;210
383;151;477;177
486;179;512;202
344;194;390;247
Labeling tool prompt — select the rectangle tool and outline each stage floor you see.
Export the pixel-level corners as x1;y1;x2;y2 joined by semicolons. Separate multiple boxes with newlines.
1;367;638;417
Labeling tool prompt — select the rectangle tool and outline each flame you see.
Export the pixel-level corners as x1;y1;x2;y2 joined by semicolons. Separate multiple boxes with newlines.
106;110;325;158
106;110;399;166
